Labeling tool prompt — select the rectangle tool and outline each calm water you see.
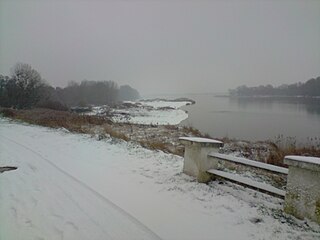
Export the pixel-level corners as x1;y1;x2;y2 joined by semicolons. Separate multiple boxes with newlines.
178;94;320;144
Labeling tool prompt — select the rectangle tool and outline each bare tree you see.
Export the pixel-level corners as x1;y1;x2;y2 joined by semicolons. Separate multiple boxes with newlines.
7;63;46;108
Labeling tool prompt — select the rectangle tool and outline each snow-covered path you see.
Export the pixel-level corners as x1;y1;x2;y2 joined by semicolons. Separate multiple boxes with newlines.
0;119;319;240
0;133;160;240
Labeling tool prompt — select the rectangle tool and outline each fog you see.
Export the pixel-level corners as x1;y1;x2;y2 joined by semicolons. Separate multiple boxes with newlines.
1;0;319;95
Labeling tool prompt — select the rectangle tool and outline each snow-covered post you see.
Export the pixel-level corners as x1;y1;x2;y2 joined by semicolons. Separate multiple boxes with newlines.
179;137;224;183
284;156;320;224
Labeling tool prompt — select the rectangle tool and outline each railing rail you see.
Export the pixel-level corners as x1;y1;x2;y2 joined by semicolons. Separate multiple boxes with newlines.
208;152;288;175
207;169;286;198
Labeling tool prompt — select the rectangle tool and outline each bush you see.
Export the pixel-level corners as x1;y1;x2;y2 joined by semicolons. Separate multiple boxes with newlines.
36;100;69;111
0;108;16;117
0;108;111;132
267;146;320;167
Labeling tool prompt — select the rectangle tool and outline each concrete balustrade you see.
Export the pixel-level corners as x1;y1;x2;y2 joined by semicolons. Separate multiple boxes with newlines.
179;137;320;224
284;156;320;224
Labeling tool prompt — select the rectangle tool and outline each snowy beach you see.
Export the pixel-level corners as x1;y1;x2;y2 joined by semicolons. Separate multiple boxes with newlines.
88;99;193;125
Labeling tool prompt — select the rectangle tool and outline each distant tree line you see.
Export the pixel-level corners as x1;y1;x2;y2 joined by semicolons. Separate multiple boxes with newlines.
0;63;140;109
54;80;120;107
118;85;140;101
229;77;320;97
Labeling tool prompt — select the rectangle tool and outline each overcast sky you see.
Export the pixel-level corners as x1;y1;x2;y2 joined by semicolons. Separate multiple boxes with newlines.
0;0;319;95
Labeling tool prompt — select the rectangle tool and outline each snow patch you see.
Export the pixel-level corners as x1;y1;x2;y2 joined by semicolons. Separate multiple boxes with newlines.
112;108;188;125
285;155;320;165
139;100;192;109
180;136;223;144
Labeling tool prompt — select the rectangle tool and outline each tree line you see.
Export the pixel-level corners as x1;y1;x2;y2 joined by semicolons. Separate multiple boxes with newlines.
229;76;320;97
0;63;140;110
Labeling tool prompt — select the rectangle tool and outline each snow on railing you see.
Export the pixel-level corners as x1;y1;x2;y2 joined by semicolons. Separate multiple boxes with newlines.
207;152;287;198
209;152;288;175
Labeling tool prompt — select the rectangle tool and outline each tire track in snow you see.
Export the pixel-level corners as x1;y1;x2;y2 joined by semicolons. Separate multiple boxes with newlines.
0;134;162;240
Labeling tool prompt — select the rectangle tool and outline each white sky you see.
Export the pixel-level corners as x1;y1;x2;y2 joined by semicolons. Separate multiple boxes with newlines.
0;0;319;95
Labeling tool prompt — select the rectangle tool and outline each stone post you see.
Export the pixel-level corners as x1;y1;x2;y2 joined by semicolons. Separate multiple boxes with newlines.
284;155;320;224
179;137;224;183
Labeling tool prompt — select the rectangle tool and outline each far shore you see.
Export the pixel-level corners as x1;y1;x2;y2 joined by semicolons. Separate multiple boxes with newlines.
215;94;320;99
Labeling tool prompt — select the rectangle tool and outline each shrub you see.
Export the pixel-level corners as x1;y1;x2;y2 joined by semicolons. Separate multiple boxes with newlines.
0;108;16;117
36;100;69;111
266;145;320;167
139;140;168;152
103;124;129;141
182;126;202;136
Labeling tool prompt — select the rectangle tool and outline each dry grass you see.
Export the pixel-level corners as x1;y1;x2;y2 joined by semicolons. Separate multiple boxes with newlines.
102;124;129;141
182;126;213;138
0;108;111;133
182;126;202;136
138;140;168;152
266;135;320;166
267;146;320;167
0;108;17;118
1;108;129;142
138;139;185;156
164;124;178;131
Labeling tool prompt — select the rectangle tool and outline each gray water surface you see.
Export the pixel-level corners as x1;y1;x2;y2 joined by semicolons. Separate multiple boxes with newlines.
179;94;320;144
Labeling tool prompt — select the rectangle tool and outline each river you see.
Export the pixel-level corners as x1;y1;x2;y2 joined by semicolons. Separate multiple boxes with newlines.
176;94;320;145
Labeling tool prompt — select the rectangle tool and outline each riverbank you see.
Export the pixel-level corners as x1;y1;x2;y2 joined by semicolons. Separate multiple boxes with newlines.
1;105;319;169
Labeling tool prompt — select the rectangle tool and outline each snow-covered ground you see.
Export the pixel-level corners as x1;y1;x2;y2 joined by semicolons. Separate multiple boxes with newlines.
138;100;192;109
0;119;319;240
90;100;191;125
112;108;188;125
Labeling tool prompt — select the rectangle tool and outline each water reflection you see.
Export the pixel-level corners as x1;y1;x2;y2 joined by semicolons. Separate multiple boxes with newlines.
229;97;320;117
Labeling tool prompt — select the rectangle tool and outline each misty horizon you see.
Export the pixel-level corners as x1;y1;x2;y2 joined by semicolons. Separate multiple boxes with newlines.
1;0;319;95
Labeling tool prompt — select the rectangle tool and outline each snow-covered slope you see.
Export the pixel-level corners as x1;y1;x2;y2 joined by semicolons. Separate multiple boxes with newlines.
0;119;319;240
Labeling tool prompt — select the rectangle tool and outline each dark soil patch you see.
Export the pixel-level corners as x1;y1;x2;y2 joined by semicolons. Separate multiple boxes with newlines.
0;166;18;173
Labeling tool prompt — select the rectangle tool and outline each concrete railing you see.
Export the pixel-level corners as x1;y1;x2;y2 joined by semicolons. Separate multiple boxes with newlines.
179;137;320;224
179;137;224;182
284;155;320;224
